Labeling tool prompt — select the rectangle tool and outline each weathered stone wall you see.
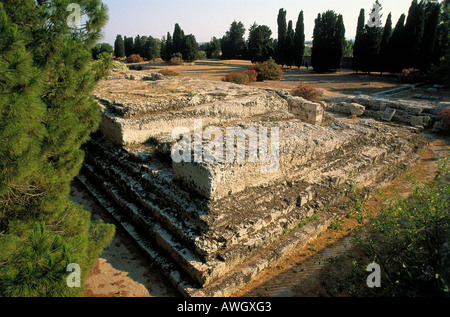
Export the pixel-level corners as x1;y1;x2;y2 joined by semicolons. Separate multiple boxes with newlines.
95;76;325;145
327;95;448;131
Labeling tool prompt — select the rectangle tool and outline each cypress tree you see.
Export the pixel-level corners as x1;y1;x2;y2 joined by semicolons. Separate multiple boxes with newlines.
312;11;345;72
363;2;384;73
294;11;306;68
387;14;407;73
353;9;366;72
312;13;325;72
134;35;142;56
182;34;199;62
0;0;115;297
379;13;393;73
124;36;134;57
173;23;185;56
162;32;173;61
404;0;425;69
114;34;126;58
277;8;287;66
420;0;442;69
334;14;346;71
285;20;295;67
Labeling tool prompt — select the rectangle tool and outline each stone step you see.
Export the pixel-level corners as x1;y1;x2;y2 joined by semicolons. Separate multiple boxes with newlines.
98;89;289;145
81;124;421;289
75;171;199;296
77;166;337;297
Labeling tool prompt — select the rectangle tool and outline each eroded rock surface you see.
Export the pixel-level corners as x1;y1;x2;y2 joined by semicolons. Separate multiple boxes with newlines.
78;75;428;296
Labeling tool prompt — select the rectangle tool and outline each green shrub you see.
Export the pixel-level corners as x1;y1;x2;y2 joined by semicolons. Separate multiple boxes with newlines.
292;83;323;102
249;57;284;81
351;159;450;297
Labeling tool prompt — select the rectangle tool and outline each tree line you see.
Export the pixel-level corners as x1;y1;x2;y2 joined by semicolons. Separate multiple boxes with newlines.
114;34;162;61
353;0;447;75
111;0;449;83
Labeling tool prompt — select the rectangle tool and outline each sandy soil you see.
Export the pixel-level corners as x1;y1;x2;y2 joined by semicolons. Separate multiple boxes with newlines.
74;59;450;298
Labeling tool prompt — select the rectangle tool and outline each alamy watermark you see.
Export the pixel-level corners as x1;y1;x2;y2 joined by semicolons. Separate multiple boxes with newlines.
66;263;81;288
366;263;381;288
171;119;280;174
67;3;81;28
367;2;382;28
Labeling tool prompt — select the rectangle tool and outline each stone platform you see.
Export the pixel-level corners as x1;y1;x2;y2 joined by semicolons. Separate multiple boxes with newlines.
78;74;428;296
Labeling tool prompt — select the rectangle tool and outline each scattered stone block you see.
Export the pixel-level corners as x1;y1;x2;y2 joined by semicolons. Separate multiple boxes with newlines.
382;107;396;122
349;103;365;117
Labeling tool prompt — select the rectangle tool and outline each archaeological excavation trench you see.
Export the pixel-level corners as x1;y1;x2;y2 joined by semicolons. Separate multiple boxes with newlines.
76;73;445;297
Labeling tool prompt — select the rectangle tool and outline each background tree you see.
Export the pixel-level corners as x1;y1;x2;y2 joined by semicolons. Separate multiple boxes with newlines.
114;34;125;58
221;21;247;59
353;9;366;72
343;40;355;57
428;0;450;85
134;35;143;56
333;14;346;71
353;1;384;73
142;36;161;61
379;12;393;73
91;42;113;60
277;8;287;66
182;34;199;62
247;23;275;62
387;14;407;73
420;0;442;70
0;0;115;297
362;2;384;73
124;36;134;57
172;23;185;56
312;11;345;72
161;32;173;61
294;11;306;68
201;37;221;58
403;0;425;69
285;20;295;67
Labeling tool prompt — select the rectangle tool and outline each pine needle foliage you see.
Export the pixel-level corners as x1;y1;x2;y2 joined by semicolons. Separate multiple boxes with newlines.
0;0;115;297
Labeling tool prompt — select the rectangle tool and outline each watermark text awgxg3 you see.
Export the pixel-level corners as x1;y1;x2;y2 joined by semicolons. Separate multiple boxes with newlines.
171;119;280;174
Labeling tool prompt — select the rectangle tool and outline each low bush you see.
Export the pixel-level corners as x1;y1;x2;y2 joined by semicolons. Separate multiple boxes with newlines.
439;108;450;132
159;69;180;77
126;54;144;64
169;56;183;65
292;83;323;102
244;69;258;82
249;58;283;81
222;72;251;85
350;159;450;297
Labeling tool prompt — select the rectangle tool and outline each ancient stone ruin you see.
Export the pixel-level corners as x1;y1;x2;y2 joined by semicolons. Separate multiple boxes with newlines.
77;73;429;296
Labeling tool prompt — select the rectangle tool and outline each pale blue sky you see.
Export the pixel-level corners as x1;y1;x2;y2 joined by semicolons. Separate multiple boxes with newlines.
100;0;419;44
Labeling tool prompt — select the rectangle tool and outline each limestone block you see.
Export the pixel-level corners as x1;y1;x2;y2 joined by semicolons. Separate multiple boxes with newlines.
382;108;396;122
286;96;324;125
410;116;425;127
349;103;365;117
